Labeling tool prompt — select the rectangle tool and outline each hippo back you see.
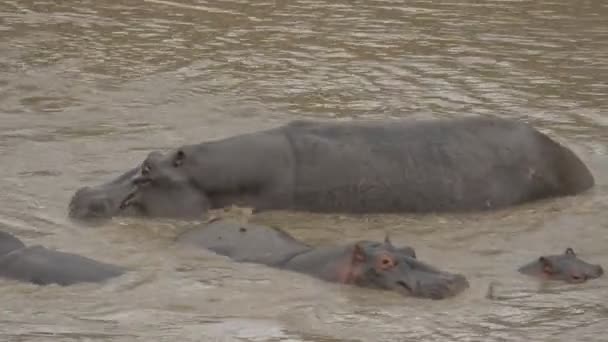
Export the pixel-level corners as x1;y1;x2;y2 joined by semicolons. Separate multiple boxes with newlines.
0;231;26;256
282;117;593;213
176;221;311;266
0;245;124;286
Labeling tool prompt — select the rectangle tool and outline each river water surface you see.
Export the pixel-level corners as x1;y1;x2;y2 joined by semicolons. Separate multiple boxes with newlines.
1;0;607;341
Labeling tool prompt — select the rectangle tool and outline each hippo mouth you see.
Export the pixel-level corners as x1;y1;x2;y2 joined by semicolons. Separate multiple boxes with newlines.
568;274;588;283
117;175;154;211
119;191;139;211
396;281;413;295
392;272;469;300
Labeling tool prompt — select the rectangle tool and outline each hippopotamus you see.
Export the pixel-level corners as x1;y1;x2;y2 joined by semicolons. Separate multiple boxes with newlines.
0;231;125;286
176;220;469;300
69;116;594;221
518;247;603;283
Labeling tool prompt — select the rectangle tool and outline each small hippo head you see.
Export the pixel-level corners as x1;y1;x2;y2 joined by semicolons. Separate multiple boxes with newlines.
518;248;604;284
0;231;26;256
340;237;469;300
69;150;210;222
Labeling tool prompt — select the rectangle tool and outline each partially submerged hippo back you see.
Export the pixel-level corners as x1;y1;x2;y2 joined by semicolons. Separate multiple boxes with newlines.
518;248;603;283
0;231;26;256
0;231;125;286
0;246;125;286
283;118;594;213
176;220;311;266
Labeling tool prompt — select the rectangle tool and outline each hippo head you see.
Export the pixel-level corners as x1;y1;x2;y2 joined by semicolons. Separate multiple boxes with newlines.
69;151;210;222
341;237;469;300
518;248;604;283
0;231;26;256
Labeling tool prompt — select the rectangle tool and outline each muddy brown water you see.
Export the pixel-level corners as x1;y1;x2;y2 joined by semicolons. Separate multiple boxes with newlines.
1;0;607;341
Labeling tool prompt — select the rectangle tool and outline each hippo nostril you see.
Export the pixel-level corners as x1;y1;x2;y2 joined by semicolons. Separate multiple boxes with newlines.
141;164;151;177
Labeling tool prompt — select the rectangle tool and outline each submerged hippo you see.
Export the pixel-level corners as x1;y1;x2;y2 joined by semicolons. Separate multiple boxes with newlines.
69;117;594;221
0;231;125;286
176;220;469;300
518;247;603;283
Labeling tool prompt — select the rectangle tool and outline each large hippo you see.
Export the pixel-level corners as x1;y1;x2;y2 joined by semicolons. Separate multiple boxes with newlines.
176;220;469;300
0;231;125;286
69;117;594;221
518;247;603;283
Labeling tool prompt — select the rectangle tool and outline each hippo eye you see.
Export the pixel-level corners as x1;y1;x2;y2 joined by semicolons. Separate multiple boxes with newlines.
141;164;151;176
379;255;396;270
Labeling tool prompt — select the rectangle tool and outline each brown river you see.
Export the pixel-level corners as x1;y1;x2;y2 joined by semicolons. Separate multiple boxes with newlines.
1;0;607;341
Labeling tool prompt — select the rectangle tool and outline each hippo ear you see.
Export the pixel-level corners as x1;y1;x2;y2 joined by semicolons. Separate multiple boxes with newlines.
351;243;367;264
539;256;554;274
398;246;416;259
173;150;185;168
384;233;393;247
564;248;576;256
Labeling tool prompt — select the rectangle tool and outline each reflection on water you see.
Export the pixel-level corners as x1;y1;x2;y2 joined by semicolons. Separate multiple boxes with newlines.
0;0;607;341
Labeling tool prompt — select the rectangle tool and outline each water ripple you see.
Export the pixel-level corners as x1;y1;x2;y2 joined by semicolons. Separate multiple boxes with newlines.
1;0;607;341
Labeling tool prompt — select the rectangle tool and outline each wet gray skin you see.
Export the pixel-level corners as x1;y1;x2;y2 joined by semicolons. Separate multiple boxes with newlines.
69;117;595;222
69;151;210;222
0;231;125;286
177;221;468;300
518;248;604;283
0;231;26;256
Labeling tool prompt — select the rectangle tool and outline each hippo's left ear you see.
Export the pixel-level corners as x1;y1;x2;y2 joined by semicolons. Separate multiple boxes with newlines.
351;243;367;264
173;150;186;168
384;233;393;247
564;248;576;256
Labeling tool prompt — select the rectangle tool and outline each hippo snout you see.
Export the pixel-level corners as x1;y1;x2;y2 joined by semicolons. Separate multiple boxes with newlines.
69;187;110;219
430;273;469;300
573;264;605;283
68;186;127;220
74;186;92;195
69;187;91;214
594;264;603;277
409;272;470;300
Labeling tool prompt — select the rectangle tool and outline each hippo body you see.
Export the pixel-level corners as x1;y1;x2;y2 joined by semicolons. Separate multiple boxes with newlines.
69;117;595;221
177;221;468;300
0;231;124;286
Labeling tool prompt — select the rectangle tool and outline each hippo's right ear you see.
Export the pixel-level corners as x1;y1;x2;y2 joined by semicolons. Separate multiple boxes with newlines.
384;233;393;247
539;256;555;275
173;150;185;168
351;243;367;264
